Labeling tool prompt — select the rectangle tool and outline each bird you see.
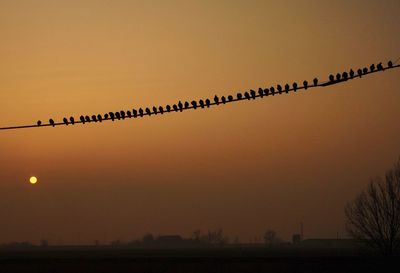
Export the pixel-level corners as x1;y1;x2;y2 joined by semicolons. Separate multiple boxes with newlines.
342;72;348;80
227;95;233;102
205;99;211;107
250;89;256;99
388;60;393;68
127;111;132;118
115;112;121;120
258;88;264;98
97;114;103;122
120;111;126;119
109;112;115;121
349;69;355;78
37;120;42;126
357;68;363;78
145;107;151;116
264;88;269;96
49;119;55;127
221;96;226;104
159;106;164;114
173;104;178;112
138;108;144;117
329;74;335;82
277;85;282;94
270;87;275;96
80;115;85;124
191;100;197;109
377;63;383;71
132;109;137;118
293;82;298;92
303;80;308;90
370;64;375;72
184;101;189;109
178;101;183;112
85;116;91;123
70;117;75;125
214;95;219;105
237;93;243;100
166;105;171;112
63;117;69;125
362;67;368;74
244;91;250;100
199;100;205;108
153;106;158;115
92;115;97;122
336;73;341;81
313;78;318;86
284;84;290;93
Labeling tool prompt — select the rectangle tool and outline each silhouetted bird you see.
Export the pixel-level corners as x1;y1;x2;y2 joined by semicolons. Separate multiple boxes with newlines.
138;108;144;117
284;84;290;93
115;112;121;120
97;114;102;122
329;74;335;82
120;111;126;119
80;115;85;124
336;73;341;81
277;85;282;94
214;95;219;105
349;69;355;78
293;82;298;92
153;106;158;115
205;99;211;107
258;88;264;98
270;87;275;96
85;116;91;123
145;107;151;116
227;95;233;101
221;96;226;104
357;68;363;78
173;104;178;112
184;101;189;109
104;113;109;120
92;115;97;122
166;105;171;112
244;91;250;100
377;63;383;71
178;101;183;112
342;72;348;80
199;99;205;108
362;67;368;74
237;93;243;100
263;88;269;96
303;80;308;90
63;117;69;125
109;112;115;121
370;64;375;72
158;106;164;114
70;117;75;125
313;78;318;86
191;100;197;109
49;119;55;127
127;110;132;118
37;120;42;126
250;89;256;99
388;60;393;68
132;109;137;117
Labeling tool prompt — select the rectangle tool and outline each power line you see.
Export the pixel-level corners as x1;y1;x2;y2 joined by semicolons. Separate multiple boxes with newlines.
0;60;399;131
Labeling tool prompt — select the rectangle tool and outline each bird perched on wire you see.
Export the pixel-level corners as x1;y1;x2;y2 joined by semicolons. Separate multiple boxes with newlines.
342;72;348;81
214;95;219;105
63;117;69;125
191;101;197;109
70;117;75;125
237;93;243;100
377;63;383;71
37;120;42;126
145;108;151;116
284;84;290;93
104;113;109;120
158;106;164;114
303;80;308;90
292;82;298;92
199;99;205;108
388;60;393;68
357;68;363;78
313;78;318;86
85;116;91;123
115;112;121;120
329;74;335;83
221;96;226;104
277;85;282;94
80;115;85;124
152;106;158;115
258;88;264;98
49;119;55;127
362;67;368;74
336;73;341;81
227;95;233;102
132;109;137;118
349;69;355;78
173;104;178;112
97;114;103;122
91;115;98;122
270;87;275;96
205;99;211;107
120;111;126;119
244;91;250;100
264;88;269;96
178;101;183;112
138;108;144;117
109;112;115;121
165;105;171;112
370;64;375;72
250;89;256;99
127;111;132;118
184;101;190;109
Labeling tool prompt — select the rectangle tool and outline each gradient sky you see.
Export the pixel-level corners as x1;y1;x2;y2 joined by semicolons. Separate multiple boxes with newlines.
0;0;400;245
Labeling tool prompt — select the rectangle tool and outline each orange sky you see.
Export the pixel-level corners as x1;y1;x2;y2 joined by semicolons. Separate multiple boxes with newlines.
0;0;400;245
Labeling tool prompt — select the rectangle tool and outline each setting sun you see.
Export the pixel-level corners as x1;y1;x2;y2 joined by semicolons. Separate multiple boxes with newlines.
29;176;38;184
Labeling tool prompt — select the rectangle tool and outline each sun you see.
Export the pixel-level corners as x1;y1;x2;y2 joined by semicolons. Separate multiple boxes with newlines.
29;176;38;184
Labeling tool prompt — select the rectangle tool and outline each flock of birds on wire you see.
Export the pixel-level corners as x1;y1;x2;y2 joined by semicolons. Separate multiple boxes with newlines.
0;60;398;131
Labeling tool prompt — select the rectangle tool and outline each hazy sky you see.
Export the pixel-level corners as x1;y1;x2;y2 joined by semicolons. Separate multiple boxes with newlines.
0;0;399;245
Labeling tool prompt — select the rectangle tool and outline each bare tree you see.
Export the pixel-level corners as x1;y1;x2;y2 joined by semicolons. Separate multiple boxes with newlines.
345;158;400;256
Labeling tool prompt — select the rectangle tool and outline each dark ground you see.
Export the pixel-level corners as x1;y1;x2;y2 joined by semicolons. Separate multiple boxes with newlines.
0;247;397;273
